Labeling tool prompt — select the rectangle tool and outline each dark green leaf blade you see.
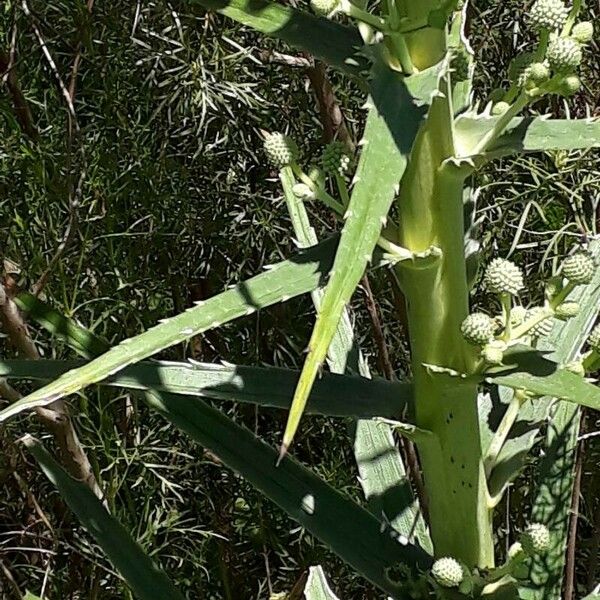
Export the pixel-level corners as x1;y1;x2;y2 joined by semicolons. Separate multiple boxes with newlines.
23;436;185;600
142;390;432;597
485;344;600;411
0;358;411;418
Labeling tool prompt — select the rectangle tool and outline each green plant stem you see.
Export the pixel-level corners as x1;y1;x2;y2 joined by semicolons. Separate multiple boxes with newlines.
386;33;416;74
501;293;512;341
341;0;386;29
484;390;527;478
510;307;553;339
550;281;576;309
473;93;529;154
395;96;494;567
334;173;351;208
562;0;581;36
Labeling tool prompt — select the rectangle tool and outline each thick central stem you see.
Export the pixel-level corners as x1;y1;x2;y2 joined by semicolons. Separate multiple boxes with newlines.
395;100;494;568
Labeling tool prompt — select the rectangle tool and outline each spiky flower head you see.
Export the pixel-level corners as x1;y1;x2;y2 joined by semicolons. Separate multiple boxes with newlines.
431;557;464;588
310;0;340;15
546;37;583;73
264;132;298;168
292;183;316;201
555;301;580;319
482;340;506;365
529;0;569;32
484;258;524;296
492;101;510;115
561;251;596;285
588;324;600;350
461;313;496;345
520;61;551;88
572;21;594;44
510;305;528;326
321;141;351;176
559;74;581;96
520;523;551;556
525;307;554;338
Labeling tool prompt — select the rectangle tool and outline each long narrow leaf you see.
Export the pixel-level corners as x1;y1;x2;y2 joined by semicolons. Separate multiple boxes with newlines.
142;390;432;597
281;157;431;551
0;236;351;422
281;57;441;452
185;0;367;76
455;115;600;157
485;344;600;411
0;358;411;418
22;436;185;600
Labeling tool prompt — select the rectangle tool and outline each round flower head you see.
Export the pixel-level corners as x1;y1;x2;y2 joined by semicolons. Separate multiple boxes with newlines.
492;101;510;115
529;0;569;32
546;37;583;73
508;542;525;560
588;323;600;350
461;313;496;345
310;0;340;15
520;62;551;88
482;340;506;365
559;74;581;96
292;183;316;201
431;557;464;588
321;141;351;176
484;258;524;296
525;307;554;338
264;132;298;168
520;523;551;556
572;21;594;44
561;251;596;285
555;301;580;319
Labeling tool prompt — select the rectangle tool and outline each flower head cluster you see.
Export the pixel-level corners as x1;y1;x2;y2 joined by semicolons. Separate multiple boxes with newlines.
264;132;298;168
484;259;524;296
520;523;551;556
431;557;464;588
321;141;352;176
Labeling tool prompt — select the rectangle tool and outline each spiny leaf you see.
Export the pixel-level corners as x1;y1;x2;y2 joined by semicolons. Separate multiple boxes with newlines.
280;161;432;552
23;436;185;600
184;0;367;76
0;235;354;423
455;115;600;158
281;58;441;455
485;344;600;411
0;358;411;418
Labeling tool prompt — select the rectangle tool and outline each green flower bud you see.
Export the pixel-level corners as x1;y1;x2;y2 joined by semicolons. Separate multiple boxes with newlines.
492;101;510;115
310;0;340;15
461;313;496;345
292;183;316;201
546;37;583;73
510;305;528;326
588;323;600;350
555;301;580;319
520;61;551;88
482;340;506;365
561;251;596;285
529;0;569;32
520;523;551;556
321;141;351;176
484;258;524;296
264;132;298;167
572;21;594;44
525;307;554;338
431;557;464;588
508;542;525;560
559;74;581;96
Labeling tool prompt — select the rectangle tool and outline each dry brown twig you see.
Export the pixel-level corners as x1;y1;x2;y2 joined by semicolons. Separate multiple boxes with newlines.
0;282;102;498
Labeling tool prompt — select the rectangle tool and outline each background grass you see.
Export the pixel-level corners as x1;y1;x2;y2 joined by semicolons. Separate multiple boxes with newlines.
0;0;599;597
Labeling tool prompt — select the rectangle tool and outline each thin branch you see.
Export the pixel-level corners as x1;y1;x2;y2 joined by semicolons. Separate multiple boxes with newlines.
564;433;584;600
0;282;102;498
